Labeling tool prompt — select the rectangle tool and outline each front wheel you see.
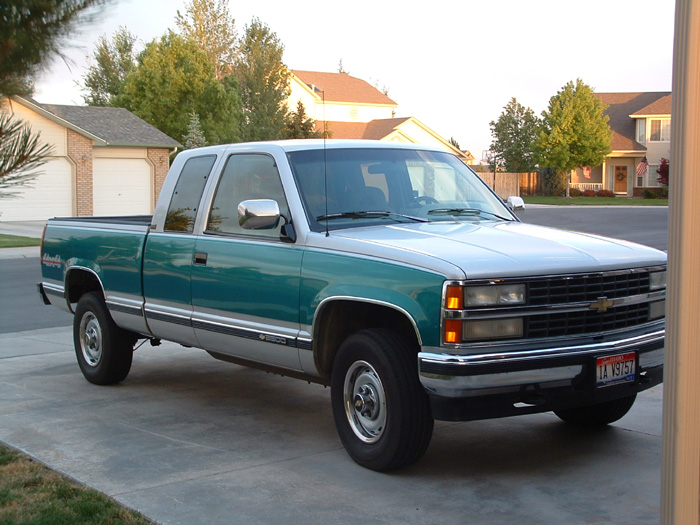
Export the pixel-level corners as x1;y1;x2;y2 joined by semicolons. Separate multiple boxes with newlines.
73;292;135;385
330;329;433;471
554;394;637;427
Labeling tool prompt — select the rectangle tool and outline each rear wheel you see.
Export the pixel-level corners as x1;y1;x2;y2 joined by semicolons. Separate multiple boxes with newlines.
73;292;135;385
331;328;433;471
554;394;637;427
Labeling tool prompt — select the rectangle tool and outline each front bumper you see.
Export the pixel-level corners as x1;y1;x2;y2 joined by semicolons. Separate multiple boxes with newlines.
418;329;664;421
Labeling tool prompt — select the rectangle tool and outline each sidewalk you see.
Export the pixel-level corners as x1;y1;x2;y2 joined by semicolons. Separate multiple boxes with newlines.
0;220;45;238
0;221;43;259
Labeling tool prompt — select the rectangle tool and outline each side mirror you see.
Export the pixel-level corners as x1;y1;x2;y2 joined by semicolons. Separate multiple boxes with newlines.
238;199;281;230
506;196;525;211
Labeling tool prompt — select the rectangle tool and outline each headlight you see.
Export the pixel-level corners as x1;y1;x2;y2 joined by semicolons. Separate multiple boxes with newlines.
464;284;526;307
650;271;666;291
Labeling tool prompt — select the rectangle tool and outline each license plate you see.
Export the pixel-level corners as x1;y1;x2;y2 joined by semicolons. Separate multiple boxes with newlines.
596;352;636;388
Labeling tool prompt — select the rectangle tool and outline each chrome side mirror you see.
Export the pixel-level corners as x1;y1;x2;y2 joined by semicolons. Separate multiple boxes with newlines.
238;199;281;230
506;196;525;211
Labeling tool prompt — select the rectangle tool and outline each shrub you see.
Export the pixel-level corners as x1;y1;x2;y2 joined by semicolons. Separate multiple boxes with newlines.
542;168;567;196
656;158;669;186
582;189;596;197
596;189;615;198
569;187;581;197
642;189;656;199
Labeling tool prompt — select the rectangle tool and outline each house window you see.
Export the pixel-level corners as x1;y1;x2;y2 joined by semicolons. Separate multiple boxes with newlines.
637;176;644;187
637;119;646;143
649;119;671;142
647;165;660;187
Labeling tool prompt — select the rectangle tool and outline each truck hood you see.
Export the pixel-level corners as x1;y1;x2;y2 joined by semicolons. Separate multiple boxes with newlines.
329;221;667;280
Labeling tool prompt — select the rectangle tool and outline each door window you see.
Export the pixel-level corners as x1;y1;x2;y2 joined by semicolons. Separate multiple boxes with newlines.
207;154;289;238
164;155;216;232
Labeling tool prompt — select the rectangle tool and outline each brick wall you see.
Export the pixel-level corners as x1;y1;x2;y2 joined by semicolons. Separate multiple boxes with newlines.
66;129;94;216
148;148;171;209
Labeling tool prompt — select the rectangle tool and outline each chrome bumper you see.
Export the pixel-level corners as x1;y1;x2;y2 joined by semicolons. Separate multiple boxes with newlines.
418;330;665;399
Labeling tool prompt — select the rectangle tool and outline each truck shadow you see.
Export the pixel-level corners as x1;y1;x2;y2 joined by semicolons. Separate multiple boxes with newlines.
113;347;656;478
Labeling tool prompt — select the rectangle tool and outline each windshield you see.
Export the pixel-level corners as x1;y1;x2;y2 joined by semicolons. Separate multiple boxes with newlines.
287;147;514;232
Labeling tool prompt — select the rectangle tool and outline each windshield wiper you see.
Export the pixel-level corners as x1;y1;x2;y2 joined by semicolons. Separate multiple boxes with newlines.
427;208;513;221
316;211;428;223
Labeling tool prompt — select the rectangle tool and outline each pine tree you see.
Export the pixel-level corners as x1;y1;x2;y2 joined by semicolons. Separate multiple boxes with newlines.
0;112;54;198
184;111;208;149
286;100;321;139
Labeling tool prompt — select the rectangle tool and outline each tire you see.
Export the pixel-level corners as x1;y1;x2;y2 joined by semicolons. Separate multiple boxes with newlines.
554;394;637;427
73;292;135;385
330;328;434;471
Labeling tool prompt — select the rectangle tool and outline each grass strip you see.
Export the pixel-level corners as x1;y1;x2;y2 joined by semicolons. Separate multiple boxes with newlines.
0;234;41;248
523;196;668;206
0;444;153;524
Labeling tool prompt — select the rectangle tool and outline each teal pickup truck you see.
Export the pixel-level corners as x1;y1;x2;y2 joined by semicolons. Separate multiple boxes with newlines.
39;140;667;471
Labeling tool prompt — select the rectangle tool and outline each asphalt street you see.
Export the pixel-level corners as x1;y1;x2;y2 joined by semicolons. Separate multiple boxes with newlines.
0;206;669;525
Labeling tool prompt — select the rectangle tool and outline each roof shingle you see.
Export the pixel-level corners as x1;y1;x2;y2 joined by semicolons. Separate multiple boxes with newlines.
292;70;398;106
594;92;671;152
40;103;181;148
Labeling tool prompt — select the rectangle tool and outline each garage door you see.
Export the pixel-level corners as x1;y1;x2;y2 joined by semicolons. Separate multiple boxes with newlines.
0;158;73;221
93;158;152;216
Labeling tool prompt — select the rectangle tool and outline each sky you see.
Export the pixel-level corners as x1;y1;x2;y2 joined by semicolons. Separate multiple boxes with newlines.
33;0;676;161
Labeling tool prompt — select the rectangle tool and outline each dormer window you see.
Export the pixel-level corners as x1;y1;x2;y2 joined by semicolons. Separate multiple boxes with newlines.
637;119;646;143
649;119;671;142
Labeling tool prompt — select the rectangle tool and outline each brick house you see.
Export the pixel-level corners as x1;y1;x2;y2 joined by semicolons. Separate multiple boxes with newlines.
570;92;671;197
288;70;475;164
1;96;180;221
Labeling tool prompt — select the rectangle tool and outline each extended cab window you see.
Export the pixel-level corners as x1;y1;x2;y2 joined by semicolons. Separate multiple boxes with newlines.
164;155;216;232
206;154;289;238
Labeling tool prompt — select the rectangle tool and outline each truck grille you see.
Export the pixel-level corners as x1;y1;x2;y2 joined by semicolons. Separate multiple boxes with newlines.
528;272;650;306
527;304;650;339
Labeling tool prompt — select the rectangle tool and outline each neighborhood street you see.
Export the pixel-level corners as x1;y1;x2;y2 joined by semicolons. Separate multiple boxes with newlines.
0;206;669;524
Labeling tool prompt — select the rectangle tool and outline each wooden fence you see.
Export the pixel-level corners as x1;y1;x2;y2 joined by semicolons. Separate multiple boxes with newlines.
519;172;542;196
476;172;522;198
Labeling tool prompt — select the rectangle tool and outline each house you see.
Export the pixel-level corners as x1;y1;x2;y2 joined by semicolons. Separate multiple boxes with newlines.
288;70;474;164
570;92;671;197
0;96;180;221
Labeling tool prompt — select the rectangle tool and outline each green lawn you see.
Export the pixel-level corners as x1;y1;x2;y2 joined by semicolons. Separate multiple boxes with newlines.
0;444;152;524
0;234;41;248
523;196;668;206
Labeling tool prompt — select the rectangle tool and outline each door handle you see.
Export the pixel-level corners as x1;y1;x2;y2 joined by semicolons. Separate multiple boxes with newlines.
194;252;208;265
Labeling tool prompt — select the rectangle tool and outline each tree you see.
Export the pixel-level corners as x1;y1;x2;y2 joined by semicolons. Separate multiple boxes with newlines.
286;100;321;139
449;137;461;150
489;97;539;172
0;112;54;197
235;18;290;142
118;31;241;145
0;0;110;97
536;79;612;194
81;26;138;106
183;111;208;149
175;0;238;80
0;0;107;195
656;158;669;186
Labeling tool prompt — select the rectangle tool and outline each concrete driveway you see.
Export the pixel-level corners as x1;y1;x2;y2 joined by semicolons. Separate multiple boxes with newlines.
1;327;664;524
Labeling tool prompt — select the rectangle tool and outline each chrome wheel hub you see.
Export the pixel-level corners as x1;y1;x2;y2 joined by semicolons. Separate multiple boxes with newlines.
79;312;102;367
344;361;387;443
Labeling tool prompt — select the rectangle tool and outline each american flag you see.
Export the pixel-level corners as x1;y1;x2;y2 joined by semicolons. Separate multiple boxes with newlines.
636;156;649;176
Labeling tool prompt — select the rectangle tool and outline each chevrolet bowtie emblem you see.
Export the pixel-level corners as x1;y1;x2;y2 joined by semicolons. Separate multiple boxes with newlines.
590;297;614;313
